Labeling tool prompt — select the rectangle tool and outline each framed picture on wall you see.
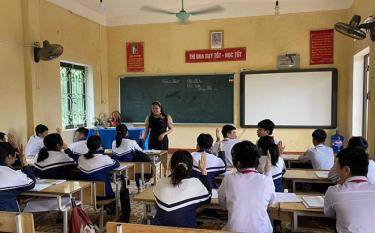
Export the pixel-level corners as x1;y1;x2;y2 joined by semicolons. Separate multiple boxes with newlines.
210;30;224;49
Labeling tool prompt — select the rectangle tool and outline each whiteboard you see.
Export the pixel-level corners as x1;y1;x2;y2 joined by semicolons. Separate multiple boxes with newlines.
240;69;337;128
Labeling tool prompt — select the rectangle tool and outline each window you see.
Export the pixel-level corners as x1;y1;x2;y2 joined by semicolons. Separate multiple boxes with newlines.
352;47;370;137
60;62;88;129
363;54;370;138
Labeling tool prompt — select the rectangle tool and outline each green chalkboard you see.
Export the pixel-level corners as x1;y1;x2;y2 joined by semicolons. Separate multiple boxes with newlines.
120;74;234;124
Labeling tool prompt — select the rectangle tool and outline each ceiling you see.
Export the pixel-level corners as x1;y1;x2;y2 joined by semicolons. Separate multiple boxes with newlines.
47;0;354;26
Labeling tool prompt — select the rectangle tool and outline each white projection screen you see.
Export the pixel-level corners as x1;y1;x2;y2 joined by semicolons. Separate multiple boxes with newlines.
240;69;337;128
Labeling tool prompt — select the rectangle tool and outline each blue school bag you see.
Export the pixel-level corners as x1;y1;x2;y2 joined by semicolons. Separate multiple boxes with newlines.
331;129;344;154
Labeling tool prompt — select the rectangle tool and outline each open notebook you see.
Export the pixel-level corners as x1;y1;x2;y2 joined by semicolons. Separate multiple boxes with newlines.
302;195;324;208
315;171;329;178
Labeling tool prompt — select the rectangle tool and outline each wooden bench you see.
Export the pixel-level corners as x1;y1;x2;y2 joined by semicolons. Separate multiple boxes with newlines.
106;222;235;233
0;211;35;233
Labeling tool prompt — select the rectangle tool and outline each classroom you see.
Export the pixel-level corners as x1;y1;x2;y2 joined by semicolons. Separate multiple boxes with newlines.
0;0;375;232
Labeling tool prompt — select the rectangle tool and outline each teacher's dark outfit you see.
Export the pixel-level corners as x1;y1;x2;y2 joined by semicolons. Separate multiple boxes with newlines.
148;115;168;150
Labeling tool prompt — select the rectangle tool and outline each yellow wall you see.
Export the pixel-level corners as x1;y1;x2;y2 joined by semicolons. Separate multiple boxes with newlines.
0;0;109;145
0;0;373;153
346;0;375;158
0;0;28;143
107;10;349;151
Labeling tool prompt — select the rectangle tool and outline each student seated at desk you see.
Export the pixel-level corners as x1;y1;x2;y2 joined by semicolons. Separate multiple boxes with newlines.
0;142;35;212
34;133;77;180
257;136;285;192
191;133;226;190
112;124;143;162
257;119;285;154
153;150;211;228
324;147;375;233
69;127;89;158
299;129;334;170
328;136;375;184
218;141;275;233
78;135;120;199
212;125;240;166
25;124;48;158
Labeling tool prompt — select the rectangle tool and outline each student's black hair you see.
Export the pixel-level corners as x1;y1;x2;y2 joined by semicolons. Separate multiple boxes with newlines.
221;125;236;138
35;124;48;136
0;145;9;165
197;133;213;151
37;133;63;162
149;101;167;118
257;119;275;135
75;127;89;137
170;150;193;186
84;135;102;159
115;124;128;148
336;147;369;177
257;136;279;166
0;142;16;156
312;129;327;143
0;132;6;141
231;140;260;169
348;136;368;151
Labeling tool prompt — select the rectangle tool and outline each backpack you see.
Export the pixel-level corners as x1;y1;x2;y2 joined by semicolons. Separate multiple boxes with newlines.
70;199;97;233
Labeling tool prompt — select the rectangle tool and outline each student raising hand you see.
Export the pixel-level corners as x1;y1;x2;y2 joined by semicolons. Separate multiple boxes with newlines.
264;150;272;174
277;141;285;155
199;152;207;175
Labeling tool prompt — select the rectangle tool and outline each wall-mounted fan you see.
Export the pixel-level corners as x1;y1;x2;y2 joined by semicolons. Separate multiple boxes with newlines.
140;0;224;23
34;40;64;63
334;15;375;41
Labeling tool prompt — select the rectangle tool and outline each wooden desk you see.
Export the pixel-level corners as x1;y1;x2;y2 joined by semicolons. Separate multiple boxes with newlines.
278;199;326;232
283;169;333;192
22;180;91;233
145;150;168;179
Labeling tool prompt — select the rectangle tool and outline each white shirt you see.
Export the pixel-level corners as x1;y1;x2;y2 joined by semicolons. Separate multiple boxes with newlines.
299;144;334;170
191;151;226;174
324;176;375;233
213;139;240;166
112;138;143;155
258;156;285;180
328;160;375;184
69;140;89;156
25;136;44;157
218;169;275;233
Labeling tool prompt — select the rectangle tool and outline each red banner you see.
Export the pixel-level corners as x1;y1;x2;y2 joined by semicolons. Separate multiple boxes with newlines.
126;42;144;72
186;47;246;63
310;29;334;65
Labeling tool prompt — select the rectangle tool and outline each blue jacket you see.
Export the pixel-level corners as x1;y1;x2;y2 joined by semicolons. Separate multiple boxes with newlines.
0;165;36;212
34;149;77;180
77;153;120;198
153;175;211;228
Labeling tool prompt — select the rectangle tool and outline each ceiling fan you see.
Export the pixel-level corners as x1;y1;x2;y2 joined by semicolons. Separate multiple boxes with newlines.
140;0;225;23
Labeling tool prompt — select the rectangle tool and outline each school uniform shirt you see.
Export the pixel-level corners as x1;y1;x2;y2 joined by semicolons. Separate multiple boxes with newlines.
78;154;119;198
25;135;44;157
258;156;285;192
111;138;143;162
191;151;226;190
0;165;35;212
328;159;375;184
218;168;276;233
153;176;211;228
324;176;375;233
69;140;89;158
299;144;334;170
213;139;240;166
34;150;77;179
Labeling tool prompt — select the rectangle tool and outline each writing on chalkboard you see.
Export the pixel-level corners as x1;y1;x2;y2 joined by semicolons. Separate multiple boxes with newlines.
120;74;234;123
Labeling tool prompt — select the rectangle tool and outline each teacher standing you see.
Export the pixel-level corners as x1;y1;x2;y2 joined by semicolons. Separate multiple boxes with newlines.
144;101;173;150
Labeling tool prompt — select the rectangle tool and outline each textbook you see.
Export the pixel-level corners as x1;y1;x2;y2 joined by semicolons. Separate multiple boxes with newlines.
301;195;324;208
144;149;161;153
315;171;329;178
275;193;302;203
